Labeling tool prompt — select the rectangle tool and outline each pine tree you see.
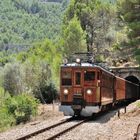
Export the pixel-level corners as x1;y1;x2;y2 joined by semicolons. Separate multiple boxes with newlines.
62;15;86;57
119;0;140;63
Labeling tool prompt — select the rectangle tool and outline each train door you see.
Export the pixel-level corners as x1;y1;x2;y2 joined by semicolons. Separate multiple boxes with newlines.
73;70;83;95
72;70;84;109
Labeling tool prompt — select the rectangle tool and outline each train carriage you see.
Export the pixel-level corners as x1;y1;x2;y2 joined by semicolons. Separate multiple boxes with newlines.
115;76;139;101
59;55;139;117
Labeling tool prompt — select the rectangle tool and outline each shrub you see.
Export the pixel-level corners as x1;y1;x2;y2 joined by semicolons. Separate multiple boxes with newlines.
0;107;15;132
36;83;59;103
3;62;23;96
0;88;39;131
0;87;15;132
5;94;39;124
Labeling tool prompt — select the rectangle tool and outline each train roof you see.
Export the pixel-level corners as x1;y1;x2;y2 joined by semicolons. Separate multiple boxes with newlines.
61;62;93;67
61;62;114;76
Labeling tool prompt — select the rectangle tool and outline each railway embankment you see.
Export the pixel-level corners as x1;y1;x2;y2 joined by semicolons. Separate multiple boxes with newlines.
0;101;140;140
57;100;140;140
106;100;140;140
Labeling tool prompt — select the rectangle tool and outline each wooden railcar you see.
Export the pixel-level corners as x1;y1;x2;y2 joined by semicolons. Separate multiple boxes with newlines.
115;76;139;101
59;59;139;116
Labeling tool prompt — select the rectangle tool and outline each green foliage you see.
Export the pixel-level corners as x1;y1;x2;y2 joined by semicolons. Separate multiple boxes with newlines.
36;83;58;104
95;55;104;63
5;94;39;124
128;22;140;38
0;38;62;104
21;60;51;99
3;62;23;95
63;0;118;60
63;15;86;57
0;87;38;131
135;49;140;64
0;87;12;131
0;107;15;132
17;39;62;87
112;43;121;50
0;87;11;106
0;0;68;46
0;0;66;98
118;0;140;63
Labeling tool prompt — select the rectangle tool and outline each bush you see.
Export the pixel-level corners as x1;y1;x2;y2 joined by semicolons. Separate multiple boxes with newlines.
3;62;23;96
5;94;39;124
0;88;15;131
36;83;58;103
0;107;15;132
0;86;39;131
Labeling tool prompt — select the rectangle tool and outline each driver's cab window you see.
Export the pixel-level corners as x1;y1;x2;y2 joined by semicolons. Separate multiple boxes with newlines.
84;71;95;81
61;71;72;86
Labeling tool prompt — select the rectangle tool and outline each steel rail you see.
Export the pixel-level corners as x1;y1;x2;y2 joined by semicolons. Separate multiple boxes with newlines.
46;119;89;140
16;117;73;140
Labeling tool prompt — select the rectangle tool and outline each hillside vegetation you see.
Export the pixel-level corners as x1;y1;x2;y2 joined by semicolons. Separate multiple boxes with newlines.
118;0;140;64
0;0;68;46
62;0;139;66
0;0;68;131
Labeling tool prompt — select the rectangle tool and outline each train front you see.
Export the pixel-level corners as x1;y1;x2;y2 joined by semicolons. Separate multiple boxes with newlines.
59;58;101;117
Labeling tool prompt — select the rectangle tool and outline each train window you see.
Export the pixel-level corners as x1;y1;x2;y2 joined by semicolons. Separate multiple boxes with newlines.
75;72;81;85
61;71;72;86
84;71;95;81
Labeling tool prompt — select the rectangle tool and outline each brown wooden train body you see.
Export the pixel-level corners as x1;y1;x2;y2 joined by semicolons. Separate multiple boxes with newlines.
59;63;139;116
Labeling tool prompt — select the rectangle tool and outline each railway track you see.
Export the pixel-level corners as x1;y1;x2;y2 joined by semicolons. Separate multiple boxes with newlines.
16;117;88;140
46;119;87;140
16;117;73;140
15;106;126;140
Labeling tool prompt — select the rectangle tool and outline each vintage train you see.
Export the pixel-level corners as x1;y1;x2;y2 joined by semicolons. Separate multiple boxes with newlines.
59;54;139;117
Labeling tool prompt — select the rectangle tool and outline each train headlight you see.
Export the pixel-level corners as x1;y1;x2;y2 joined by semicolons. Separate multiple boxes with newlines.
76;58;81;63
86;89;92;95
64;89;69;95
